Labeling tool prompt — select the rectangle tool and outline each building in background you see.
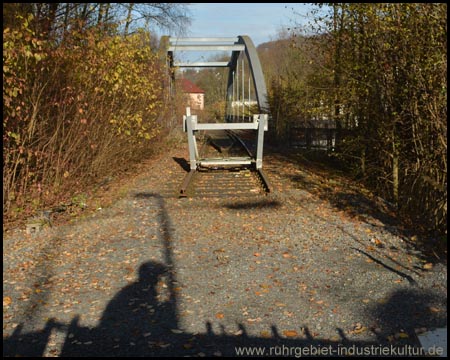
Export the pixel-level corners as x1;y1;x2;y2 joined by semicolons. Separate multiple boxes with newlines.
179;78;204;110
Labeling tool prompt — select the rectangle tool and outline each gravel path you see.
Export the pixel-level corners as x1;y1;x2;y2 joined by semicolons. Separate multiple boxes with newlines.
3;143;447;357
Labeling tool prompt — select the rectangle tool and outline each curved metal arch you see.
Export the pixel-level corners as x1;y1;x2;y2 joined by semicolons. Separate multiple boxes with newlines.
226;35;269;114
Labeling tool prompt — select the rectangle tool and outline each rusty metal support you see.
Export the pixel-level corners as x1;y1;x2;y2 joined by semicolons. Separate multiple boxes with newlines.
179;169;196;197
257;169;272;193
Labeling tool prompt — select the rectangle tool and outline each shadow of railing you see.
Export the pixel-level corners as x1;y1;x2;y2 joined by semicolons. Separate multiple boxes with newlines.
4;293;444;357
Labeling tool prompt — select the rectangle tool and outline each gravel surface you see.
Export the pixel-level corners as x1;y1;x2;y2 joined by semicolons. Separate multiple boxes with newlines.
3;143;447;357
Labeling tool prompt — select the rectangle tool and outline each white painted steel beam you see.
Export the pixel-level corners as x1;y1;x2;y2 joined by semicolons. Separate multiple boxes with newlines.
168;44;245;51
192;122;259;131
199;158;253;166
169;37;238;43
173;61;229;67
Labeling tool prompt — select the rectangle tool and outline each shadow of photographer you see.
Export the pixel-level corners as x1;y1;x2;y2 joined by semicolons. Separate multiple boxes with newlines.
59;260;181;356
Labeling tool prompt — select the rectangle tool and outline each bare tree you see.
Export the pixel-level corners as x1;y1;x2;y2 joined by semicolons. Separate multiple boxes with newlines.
118;3;191;36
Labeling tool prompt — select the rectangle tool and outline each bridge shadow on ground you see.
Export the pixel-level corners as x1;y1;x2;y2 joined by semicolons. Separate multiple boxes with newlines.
173;157;191;172
4;193;445;357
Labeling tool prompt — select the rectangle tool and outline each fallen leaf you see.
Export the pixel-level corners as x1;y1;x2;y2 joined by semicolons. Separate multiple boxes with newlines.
373;238;383;247
3;296;12;306
414;327;427;334
428;306;441;313
282;330;298;338
351;326;367;334
247;317;262;323
215;312;225;319
423;263;433;270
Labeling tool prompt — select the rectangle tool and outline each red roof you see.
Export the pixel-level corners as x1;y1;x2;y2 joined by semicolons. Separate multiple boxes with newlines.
179;78;204;94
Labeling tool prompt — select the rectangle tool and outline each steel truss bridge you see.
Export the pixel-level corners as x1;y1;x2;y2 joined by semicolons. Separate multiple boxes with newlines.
162;36;271;196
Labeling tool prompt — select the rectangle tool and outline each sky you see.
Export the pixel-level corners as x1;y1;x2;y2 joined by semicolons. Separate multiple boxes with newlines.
166;3;320;64
183;3;315;46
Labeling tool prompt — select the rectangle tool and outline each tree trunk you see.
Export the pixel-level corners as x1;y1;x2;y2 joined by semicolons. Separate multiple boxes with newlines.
124;3;134;36
392;139;399;207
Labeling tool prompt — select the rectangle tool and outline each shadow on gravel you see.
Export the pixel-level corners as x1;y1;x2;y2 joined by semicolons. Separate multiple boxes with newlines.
172;157;190;172
367;288;447;345
5;278;442;356
269;149;446;266
224;199;282;210
352;248;418;286
3;193;443;357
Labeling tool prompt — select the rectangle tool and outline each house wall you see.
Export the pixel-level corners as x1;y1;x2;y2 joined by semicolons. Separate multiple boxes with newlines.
186;93;204;110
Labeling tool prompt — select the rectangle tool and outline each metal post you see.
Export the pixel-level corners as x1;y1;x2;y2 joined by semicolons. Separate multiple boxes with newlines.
242;58;244;121
236;61;239;120
255;114;267;169
232;71;235;119
186;111;198;170
248;77;251;118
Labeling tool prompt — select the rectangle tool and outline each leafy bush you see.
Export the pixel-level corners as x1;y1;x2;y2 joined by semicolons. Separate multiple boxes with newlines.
3;15;165;220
